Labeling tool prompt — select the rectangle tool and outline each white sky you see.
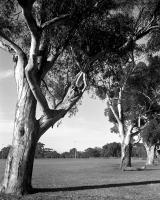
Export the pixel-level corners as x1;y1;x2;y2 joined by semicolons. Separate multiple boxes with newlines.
0;50;120;153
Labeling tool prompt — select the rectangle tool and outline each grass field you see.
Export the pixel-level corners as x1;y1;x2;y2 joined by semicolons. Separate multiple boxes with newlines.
0;158;160;200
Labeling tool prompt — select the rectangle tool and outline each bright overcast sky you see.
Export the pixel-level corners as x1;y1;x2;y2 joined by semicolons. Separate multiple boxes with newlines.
0;50;120;153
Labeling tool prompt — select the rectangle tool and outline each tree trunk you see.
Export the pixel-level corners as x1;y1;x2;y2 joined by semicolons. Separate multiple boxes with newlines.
120;143;132;169
119;123;134;170
125;142;132;167
156;149;160;163
0;80;39;195
144;143;155;166
118;122;130;169
120;143;126;169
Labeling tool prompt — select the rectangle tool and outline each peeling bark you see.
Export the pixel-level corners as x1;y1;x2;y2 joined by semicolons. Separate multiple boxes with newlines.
0;79;39;195
119;123;134;170
121;143;132;169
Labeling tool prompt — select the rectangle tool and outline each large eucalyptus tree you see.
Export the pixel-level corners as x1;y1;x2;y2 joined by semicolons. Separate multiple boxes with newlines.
0;0;160;195
0;0;116;195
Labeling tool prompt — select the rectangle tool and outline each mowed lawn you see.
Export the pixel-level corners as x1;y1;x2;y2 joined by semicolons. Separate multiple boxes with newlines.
0;158;160;200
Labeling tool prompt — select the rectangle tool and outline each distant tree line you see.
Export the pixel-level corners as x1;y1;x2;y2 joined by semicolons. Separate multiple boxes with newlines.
0;142;146;159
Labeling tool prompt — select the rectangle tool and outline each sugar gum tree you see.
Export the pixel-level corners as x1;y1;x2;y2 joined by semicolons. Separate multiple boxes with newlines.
95;53;143;169
128;55;160;166
0;0;118;195
93;0;160;169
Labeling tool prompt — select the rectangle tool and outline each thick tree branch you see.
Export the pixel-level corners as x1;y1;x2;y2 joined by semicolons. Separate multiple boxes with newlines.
18;0;36;8
0;31;27;94
38;84;83;137
38;109;66;137
25;61;51;116
15;55;27;99
0;31;25;56
19;1;41;57
23;8;40;39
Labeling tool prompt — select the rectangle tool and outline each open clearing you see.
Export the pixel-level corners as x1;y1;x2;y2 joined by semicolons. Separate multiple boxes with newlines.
0;158;160;200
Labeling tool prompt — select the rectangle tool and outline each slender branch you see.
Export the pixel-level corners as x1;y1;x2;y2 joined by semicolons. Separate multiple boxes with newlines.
109;101;121;124
136;90;153;102
134;7;145;31
0;41;11;53
41;14;70;29
55;83;71;109
135;25;160;41
42;79;55;99
119;23;159;53
142;16;155;32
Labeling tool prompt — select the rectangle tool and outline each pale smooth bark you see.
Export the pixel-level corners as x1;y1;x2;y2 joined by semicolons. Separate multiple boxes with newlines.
144;143;155;166
0;58;81;195
0;78;38;194
110;95;134;170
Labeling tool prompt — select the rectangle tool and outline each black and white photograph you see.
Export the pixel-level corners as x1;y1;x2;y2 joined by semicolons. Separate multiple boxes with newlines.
0;0;160;199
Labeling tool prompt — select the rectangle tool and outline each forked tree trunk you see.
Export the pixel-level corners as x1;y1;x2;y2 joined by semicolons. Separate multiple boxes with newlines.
0;80;39;195
144;143;155;166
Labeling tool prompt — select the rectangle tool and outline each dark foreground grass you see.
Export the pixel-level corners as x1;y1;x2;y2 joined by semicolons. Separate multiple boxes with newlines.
0;158;160;200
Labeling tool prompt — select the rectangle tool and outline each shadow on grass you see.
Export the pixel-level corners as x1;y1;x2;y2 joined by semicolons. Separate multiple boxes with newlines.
32;180;160;194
